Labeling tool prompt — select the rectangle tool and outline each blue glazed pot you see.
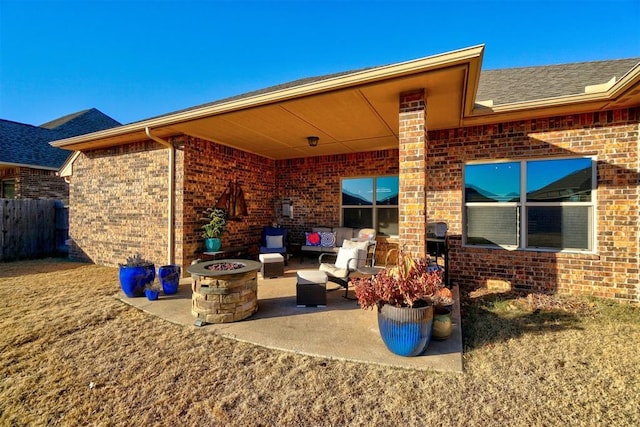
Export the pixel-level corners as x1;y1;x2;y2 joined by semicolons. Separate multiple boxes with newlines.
205;238;222;252
377;303;433;357
158;264;181;295
144;288;159;301
118;264;156;298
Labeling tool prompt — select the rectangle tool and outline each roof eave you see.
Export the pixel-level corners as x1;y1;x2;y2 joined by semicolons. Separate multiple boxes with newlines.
58;151;81;177
0;161;60;171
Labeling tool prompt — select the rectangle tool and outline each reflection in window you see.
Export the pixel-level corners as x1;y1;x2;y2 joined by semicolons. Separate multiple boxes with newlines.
527;158;593;202
341;176;398;236
465;162;520;202
376;176;399;205
464;157;595;252
342;178;373;205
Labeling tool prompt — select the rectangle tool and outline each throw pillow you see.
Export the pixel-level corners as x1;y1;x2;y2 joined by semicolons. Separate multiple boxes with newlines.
266;235;283;249
341;239;369;267
305;231;322;246
320;231;336;247
335;247;358;270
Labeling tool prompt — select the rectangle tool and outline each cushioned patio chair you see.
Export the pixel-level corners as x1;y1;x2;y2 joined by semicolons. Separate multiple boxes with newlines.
318;236;377;299
259;226;288;265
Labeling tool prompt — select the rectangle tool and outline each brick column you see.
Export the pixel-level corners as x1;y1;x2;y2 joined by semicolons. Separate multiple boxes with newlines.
398;90;427;257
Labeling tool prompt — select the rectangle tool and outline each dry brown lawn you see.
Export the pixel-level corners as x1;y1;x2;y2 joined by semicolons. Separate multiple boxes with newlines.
1;259;638;426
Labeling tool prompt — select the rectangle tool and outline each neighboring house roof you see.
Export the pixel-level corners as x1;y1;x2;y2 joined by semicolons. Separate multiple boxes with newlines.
40;108;121;137
476;58;640;105
0;108;120;169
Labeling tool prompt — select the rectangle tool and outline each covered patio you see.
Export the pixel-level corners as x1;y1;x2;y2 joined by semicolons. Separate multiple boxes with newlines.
51;45;640;304
53;46;486;271
118;260;463;373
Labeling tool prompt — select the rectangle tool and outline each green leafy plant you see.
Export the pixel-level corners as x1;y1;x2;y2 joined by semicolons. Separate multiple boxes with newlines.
201;208;227;238
120;253;153;267
353;249;450;309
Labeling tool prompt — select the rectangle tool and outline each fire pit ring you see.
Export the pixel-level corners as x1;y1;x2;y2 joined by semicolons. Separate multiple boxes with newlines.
187;259;261;324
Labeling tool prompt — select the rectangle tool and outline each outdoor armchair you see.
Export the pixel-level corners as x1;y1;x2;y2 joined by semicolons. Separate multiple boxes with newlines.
259;226;288;265
319;239;376;299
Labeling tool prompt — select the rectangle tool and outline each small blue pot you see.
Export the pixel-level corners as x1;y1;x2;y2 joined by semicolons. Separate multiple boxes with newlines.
144;288;159;301
119;264;155;298
158;264;181;295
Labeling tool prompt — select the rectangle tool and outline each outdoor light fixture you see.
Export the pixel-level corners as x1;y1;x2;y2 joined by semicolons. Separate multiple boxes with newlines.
307;136;319;147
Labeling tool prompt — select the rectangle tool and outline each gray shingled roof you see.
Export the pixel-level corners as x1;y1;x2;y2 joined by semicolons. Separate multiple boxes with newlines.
0;108;120;169
40;108;120;137
476;58;640;105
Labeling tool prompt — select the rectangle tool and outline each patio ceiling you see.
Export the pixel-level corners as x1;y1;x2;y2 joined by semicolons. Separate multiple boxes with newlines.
162;66;468;159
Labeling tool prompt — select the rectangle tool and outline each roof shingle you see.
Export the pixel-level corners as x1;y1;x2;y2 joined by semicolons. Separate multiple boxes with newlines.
476;58;640;105
1;108;120;169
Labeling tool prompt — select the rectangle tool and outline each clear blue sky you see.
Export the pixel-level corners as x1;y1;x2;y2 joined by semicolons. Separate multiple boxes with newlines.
1;0;639;126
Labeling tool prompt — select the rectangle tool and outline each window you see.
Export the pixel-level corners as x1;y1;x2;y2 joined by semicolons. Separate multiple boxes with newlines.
341;176;399;236
1;179;15;198
464;157;595;252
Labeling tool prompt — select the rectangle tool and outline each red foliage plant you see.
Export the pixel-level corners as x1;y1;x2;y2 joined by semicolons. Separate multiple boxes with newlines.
352;250;450;309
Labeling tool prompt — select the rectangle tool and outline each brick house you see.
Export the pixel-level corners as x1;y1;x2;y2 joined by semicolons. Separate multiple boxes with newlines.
51;46;639;302
0;108;120;202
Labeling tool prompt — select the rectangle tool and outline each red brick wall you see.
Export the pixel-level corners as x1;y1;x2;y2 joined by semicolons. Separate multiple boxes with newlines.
68;141;175;267
67;108;638;303
0;167;69;201
399;90;427;256
181;137;276;267
274;150;399;249
69;135;276;270
426;108;639;302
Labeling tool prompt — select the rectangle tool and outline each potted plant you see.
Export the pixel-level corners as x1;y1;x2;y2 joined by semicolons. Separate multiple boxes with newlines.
352;249;450;356
432;286;454;340
201;207;227;252
118;253;156;298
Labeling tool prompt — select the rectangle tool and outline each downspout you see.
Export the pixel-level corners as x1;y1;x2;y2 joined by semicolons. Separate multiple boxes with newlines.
145;127;175;265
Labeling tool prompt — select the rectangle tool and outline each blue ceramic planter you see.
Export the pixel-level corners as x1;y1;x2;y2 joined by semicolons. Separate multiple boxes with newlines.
377;303;433;357
118;264;156;298
158;264;181;295
205;238;222;252
144;288;159;300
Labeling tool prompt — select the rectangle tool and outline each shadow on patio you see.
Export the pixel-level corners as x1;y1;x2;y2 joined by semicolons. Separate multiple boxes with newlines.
118;260;463;373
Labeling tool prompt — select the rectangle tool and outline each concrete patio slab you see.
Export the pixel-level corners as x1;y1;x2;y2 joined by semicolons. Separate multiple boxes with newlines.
117;261;463;373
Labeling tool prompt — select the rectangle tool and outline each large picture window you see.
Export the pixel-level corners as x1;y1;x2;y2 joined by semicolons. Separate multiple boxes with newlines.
341;176;399;236
464;157;595;252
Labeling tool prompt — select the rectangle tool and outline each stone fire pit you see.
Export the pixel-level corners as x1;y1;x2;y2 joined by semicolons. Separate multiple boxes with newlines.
187;259;261;324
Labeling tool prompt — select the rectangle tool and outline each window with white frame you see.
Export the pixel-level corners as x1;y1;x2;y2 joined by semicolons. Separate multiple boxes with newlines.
464;157;595;251
341;176;399;236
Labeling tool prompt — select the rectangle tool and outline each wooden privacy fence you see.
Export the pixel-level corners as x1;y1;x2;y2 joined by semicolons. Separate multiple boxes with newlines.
0;199;68;261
